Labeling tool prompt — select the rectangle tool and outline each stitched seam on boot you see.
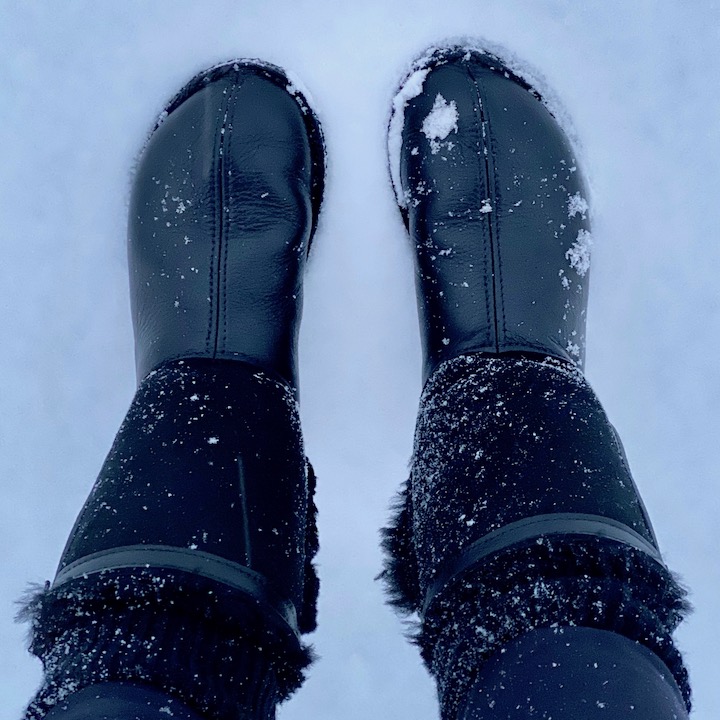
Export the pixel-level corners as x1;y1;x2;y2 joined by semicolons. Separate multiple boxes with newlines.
467;67;499;353
219;84;239;355
237;457;253;567
206;93;225;354
481;74;506;349
205;131;218;353
212;86;229;357
210;79;242;358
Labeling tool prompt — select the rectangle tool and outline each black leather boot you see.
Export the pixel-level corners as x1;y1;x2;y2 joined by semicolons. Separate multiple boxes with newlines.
382;46;690;720
388;47;590;382
22;60;325;720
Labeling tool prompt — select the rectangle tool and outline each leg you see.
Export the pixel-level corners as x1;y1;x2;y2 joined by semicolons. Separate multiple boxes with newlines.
383;46;690;720
21;61;325;720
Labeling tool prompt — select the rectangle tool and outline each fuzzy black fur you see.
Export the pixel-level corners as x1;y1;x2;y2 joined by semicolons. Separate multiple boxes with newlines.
378;478;420;615
298;460;320;634
18;459;320;720
18;565;315;720
381;480;692;718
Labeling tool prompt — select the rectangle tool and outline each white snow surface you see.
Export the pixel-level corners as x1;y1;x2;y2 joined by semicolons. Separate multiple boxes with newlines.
3;3;720;720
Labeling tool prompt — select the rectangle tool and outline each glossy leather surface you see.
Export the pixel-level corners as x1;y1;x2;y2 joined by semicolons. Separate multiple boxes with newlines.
129;62;324;389
396;50;591;383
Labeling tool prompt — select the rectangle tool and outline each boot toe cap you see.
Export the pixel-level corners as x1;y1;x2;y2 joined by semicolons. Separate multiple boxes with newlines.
391;47;592;378
129;61;324;385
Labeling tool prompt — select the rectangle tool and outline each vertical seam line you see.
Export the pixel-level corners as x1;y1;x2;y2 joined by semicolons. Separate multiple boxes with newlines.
205;114;221;353
237;456;253;567
468;67;501;353
211;89;229;357
210;77;244;357
219;83;239;355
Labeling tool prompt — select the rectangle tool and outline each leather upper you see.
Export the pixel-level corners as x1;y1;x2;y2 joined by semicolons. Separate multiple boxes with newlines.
129;63;324;389
395;50;592;383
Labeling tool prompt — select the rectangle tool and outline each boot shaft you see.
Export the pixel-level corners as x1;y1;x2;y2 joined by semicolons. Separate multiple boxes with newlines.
55;359;312;617
23;62;325;720
383;46;690;720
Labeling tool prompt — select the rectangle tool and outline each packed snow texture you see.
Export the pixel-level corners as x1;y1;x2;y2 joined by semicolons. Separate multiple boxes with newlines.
567;191;589;219
422;93;459;154
566;229;593;277
3;3;720;720
388;66;430;205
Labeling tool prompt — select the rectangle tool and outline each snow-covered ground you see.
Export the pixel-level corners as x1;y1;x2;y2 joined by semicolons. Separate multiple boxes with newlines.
2;2;719;718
